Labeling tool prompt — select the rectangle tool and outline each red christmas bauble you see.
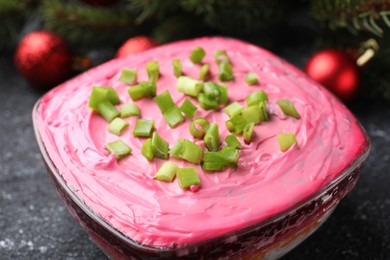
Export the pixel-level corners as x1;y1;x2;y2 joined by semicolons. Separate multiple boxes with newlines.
80;0;119;6
116;36;158;58
14;31;72;88
304;49;359;102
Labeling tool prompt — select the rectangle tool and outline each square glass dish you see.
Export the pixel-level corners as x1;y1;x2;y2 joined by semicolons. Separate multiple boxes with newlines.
32;37;370;259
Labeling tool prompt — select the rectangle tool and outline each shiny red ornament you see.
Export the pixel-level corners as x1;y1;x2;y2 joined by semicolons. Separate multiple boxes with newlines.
80;0;119;6
304;49;359;102
116;36;158;58
14;31;72;88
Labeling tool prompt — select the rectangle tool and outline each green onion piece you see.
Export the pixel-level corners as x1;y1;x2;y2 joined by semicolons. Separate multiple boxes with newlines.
203;82;220;99
198;93;219;110
242;105;261;125
119;68;138;85
163;106;185;128
180;98;197;119
221;146;239;164
226;114;247;134
224;102;244;118
258;101;269;121
120;103;140;118
169;139;184;157
199;64;210;81
218;60;233;81
214;50;230;65
132;119;154;137
177;167;201;188
89;87;120;110
277;99;301;119
176;76;203;97
189;117;210;138
190;46;206;64
243;122;255;144
246;91;268;107
204;123;220;152
151;132;169;159
170;139;203;164
225;134;242;149
277;133;298;152
146;60;159;83
108;118;129;136
97;100;120;122
154;90;175;114
106;140;131;159
245;72;259;85
128;82;156;100
141;138;154;161
172;59;182;77
154;162;178;182
202;152;225;171
218;84;228;104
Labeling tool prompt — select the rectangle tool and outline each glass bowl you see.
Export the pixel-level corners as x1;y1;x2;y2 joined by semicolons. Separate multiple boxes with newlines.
32;100;370;259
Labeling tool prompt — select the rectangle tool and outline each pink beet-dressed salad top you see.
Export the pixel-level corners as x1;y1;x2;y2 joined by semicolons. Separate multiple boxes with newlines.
36;37;367;248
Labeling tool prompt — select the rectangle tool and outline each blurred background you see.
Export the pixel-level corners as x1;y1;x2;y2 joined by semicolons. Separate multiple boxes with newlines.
0;0;389;259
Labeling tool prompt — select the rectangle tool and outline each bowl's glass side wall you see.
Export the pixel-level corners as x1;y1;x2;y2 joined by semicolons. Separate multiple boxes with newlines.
33;101;369;259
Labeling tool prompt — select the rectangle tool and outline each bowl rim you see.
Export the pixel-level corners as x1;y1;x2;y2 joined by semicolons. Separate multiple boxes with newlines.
32;99;371;253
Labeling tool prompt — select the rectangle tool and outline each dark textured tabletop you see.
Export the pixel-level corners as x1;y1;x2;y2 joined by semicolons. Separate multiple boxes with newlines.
1;17;390;260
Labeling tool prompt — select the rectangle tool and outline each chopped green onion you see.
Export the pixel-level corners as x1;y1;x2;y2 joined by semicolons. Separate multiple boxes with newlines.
176;76;203;97
132;119;154;137
190;46;206;64
163;106;184;128
277;99;301;119
243;122;255;144
225;134;242;149
151;132;169;159
97;100;120;122
198;93;219;110
189;118;210;138
106;140;131;159
277;133;298;152
246;91;268;107
108;118;129;136
226;114;247;134
172;59;182;77
245;72;259;85
224;102;244;118
258;101;269;121
218;60;233;81
218;84;228;104
119;68;137;85
146;60;159;83
214;50;230;65
204;123;220;152
203;82;220;99
120;103;140;118
154;162;178;182
89;87;120;110
242;105;261;125
177;167;201;188
154;90;175;114
180;98;197;119
199;64;210;81
128;81;156;100
170;139;203;164
202;152;225;171
220;146;239;164
141;138;154;161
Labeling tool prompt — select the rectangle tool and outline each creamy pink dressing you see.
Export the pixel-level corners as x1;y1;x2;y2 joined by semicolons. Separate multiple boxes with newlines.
36;37;367;248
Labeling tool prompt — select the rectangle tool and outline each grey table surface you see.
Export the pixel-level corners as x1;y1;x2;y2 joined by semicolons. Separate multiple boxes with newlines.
1;31;390;259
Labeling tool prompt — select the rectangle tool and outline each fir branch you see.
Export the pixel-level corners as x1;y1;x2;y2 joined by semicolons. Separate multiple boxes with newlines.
128;0;179;24
42;0;136;48
0;0;38;50
180;0;281;34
